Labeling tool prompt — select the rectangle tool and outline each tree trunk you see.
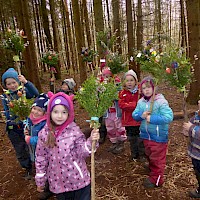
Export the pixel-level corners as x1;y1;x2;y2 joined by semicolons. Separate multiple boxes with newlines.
40;0;52;48
71;0;87;84
93;0;104;32
186;0;200;104
126;0;137;71
49;0;61;79
82;0;92;47
112;0;122;54
180;0;187;50
20;0;42;91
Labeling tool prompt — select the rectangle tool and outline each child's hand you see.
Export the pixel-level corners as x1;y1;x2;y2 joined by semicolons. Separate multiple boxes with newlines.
146;115;151;123
24;129;29;136
182;122;193;136
142;111;150;119
18;75;28;84
91;129;100;141
198;100;200;111
37;186;44;192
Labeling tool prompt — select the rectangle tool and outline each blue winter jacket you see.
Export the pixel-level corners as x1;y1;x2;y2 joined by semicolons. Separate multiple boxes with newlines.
132;94;173;143
25;118;46;162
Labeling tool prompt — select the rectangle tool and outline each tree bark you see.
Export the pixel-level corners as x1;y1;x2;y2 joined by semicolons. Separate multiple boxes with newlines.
71;0;87;84
186;0;200;104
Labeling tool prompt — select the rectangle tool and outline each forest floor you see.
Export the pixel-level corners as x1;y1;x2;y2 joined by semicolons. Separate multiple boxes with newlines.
0;70;198;200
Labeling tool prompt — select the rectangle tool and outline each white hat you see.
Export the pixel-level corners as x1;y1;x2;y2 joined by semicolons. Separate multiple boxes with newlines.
124;70;138;81
62;78;76;90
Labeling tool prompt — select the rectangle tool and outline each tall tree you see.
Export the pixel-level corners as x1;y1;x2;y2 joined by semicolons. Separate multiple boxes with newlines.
186;0;200;103
136;0;143;50
20;0;41;90
71;0;87;83
93;0;104;32
40;0;52;48
82;0;92;47
49;0;61;79
112;0;122;54
180;0;187;49
125;0;136;71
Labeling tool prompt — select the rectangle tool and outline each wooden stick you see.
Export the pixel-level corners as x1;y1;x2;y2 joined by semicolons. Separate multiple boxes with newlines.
91;140;96;200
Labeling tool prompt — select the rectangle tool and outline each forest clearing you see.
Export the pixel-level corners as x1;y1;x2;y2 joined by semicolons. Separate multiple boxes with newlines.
0;0;200;200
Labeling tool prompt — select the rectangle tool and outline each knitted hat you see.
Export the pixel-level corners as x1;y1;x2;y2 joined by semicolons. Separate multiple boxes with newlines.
50;95;70;111
102;68;112;76
2;68;19;87
140;76;154;90
32;93;49;112
62;78;76;90
124;69;138;82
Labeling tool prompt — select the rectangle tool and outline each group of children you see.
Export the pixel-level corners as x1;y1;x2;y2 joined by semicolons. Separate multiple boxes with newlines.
0;66;200;199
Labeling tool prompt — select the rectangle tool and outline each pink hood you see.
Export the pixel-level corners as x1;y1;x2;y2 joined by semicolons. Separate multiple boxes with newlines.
47;92;74;138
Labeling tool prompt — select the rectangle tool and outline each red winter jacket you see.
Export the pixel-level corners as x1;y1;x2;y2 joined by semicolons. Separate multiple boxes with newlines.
118;89;141;127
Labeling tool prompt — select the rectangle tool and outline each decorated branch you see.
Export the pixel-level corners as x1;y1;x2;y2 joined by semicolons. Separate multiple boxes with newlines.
76;76;118;123
75;75;118;200
41;49;59;93
9;95;33;122
1;28;28;57
106;52;128;75
134;39;193;119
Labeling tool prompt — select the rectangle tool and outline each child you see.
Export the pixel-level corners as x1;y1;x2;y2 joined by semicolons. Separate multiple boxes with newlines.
24;93;53;200
50;77;76;95
183;100;200;198
24;93;49;162
1;68;39;179
132;76;173;188
35;92;100;200
119;70;145;161
102;68;127;154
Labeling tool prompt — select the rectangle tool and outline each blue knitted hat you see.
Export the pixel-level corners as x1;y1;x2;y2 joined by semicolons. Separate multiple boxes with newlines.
32;93;49;112
2;68;19;87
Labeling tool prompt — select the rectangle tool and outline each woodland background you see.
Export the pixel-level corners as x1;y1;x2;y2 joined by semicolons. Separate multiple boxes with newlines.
0;0;199;103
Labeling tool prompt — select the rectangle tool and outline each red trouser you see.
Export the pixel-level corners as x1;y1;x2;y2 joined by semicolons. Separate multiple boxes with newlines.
143;139;168;186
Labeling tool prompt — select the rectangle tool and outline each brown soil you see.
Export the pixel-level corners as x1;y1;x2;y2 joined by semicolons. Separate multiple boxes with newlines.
0;72;198;200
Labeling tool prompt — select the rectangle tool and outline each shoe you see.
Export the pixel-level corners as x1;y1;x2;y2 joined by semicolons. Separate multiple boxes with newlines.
112;141;124;154
23;169;33;180
38;191;54;200
143;178;156;188
189;189;200;198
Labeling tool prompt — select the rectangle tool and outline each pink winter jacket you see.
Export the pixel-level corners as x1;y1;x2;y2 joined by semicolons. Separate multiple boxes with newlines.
35;92;98;194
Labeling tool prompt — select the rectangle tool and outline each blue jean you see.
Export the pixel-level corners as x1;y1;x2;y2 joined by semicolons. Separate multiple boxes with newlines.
192;158;200;189
56;184;91;200
7;128;32;170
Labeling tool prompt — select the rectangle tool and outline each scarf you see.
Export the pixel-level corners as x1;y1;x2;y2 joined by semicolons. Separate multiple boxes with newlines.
30;113;47;125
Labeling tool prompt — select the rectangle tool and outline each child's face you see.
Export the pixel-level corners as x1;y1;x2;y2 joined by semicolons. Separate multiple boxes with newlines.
125;75;136;90
61;83;69;91
51;105;69;125
31;106;45;118
5;78;19;91
142;83;153;97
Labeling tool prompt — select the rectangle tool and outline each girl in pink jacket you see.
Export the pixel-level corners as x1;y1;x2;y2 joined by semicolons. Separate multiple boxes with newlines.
35;92;99;200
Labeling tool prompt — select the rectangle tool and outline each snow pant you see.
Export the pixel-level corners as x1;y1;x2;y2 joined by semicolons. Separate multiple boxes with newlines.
143;139;167;186
7;127;32;171
125;126;145;158
192;158;200;190
105;112;126;144
99;116;107;141
56;184;91;200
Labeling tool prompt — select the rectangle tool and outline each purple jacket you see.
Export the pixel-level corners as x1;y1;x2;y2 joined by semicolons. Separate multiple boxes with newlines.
35;92;98;194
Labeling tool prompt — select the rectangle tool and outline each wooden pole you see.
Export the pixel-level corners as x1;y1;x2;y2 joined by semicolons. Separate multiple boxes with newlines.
91;140;96;200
